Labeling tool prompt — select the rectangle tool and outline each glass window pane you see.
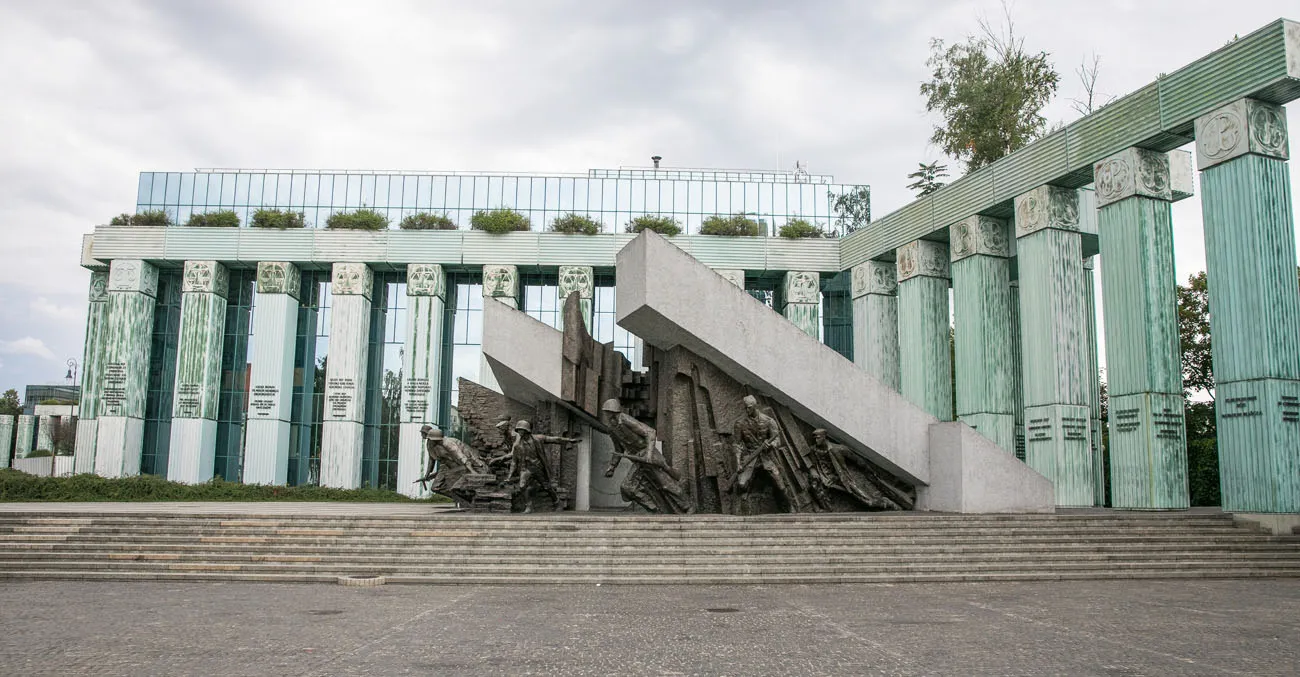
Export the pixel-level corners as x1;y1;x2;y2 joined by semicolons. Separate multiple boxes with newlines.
137;173;154;208
151;173;168;204
234;174;251;206
246;174;264;207
371;175;388;208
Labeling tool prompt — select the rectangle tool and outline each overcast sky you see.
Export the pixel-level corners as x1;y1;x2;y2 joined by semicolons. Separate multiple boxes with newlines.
0;0;1297;397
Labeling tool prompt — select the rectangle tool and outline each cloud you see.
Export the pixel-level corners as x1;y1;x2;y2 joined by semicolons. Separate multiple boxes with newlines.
30;297;83;323
0;337;57;361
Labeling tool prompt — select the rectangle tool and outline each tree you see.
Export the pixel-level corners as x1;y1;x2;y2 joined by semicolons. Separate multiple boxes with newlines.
1177;272;1214;400
829;186;871;234
1070;53;1115;116
919;7;1060;171
906;162;949;197
0;389;20;417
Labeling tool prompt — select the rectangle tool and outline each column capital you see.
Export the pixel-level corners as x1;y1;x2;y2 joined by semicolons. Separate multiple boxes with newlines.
256;262;301;299
406;264;446;298
182;261;229;298
1194;98;1288;170
331;262;373;299
897;240;949;282
108;259;159;298
714;268;745;288
783;271;820;304
558;265;595;300
949;216;1011;261
482;264;519;300
1014;186;1079;237
88;271;109;303
1094;148;1172;207
851;261;896;298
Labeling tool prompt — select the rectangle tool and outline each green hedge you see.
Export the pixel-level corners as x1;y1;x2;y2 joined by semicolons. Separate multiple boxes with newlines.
625;214;682;236
778;218;823;239
700;214;761;237
0;469;450;503
251;209;306;229
471;208;531;234
185;210;241;228
326;209;389;231
550;213;601;235
109;210;173;227
400;213;457;230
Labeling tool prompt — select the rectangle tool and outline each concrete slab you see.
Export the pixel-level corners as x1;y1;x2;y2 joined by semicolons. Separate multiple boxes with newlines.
481;298;564;406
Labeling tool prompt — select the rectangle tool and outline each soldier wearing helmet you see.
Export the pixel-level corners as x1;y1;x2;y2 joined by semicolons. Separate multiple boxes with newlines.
507;419;580;513
731;394;797;513
600;398;691;514
417;425;488;491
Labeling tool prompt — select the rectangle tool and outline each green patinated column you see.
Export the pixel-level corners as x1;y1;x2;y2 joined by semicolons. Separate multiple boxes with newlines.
559;266;595;330
1010;280;1026;460
1195;98;1300;513
74;271;109;474
1082;258;1106;506
1094;147;1188;509
167;261;229;485
897;240;952;420
35;414;53;452
1015;185;1093;506
851;261;900;390
14;415;34;458
950;216;1016;452
243;262;301;486
781;271;821;338
0;415;12;468
480;264;519;392
95;259;159;478
320;262;373;489
397;264;446;499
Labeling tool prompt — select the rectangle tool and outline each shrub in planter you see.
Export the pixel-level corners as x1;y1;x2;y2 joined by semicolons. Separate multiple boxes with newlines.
326;209;389;231
700;214;762;237
185;210;241;228
625;214;682;236
400;212;457;230
778;218;824;239
550;213;602;235
109;210;173;227
471;208;531;234
26;449;53;458
251;209;307;229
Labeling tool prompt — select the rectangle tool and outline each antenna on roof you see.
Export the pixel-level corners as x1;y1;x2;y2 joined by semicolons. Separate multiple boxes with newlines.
651;155;662;169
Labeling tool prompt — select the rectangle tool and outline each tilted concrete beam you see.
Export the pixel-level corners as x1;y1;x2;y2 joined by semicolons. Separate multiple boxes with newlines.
482;298;564;406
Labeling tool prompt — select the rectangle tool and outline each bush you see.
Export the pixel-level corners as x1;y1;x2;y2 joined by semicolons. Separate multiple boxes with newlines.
700;214;762;237
1187;437;1221;507
39;398;78;406
625;214;682;236
550;213;602;235
326;209;389;231
109;210;173;227
185;210;240;228
251;209;307;230
26;450;53;458
400;212;457;230
471;208;531;234
778;219;824;239
0;469;451;502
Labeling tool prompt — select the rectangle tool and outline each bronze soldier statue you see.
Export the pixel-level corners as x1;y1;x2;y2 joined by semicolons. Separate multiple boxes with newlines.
600;398;692;514
507;420;580;513
731;395;798;513
807;428;912;511
416;425;488;492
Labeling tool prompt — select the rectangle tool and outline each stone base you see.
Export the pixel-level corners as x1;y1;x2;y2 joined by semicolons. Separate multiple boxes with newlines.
396;423;430;499
918;422;1055;513
73;419;98;475
166;418;218;485
243;419;290;485
1217;378;1300;513
957;412;1015;455
94;416;144;478
1108;392;1188;510
1232;513;1300;535
1024;403;1093;507
319;421;364;489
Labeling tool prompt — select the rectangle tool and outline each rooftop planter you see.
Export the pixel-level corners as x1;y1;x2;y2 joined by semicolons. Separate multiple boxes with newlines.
626;214;682;237
109;210;172;227
471;208;531;234
700;214;762;237
399;212;457;230
549;213;602;235
778;218;825;239
250;209;306;229
325;209;389;231
184;210;240;228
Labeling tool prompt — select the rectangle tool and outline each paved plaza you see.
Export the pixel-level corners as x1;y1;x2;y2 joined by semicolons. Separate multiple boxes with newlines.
0;579;1297;676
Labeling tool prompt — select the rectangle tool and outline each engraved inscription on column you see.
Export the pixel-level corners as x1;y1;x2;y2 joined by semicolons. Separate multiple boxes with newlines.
1062;416;1088;441
1280;395;1299;424
1026;417;1052;442
327;378;356;417
174;383;201;418
1221;395;1262;419
101;363;127;416
1153;408;1184;440
1113;408;1140;433
249;385;279;418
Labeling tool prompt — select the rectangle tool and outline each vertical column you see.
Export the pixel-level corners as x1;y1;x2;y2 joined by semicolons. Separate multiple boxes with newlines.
896;240;952;420
851;261;900;390
35;414;53;452
1082;258;1106;506
15;415;35;457
1015;185;1093;506
243;262;301;485
479;265;518;392
396;264;446;498
1195;98;1300;513
558;266;595;330
949;216;1016;452
74;271;109;474
95;259;159;478
0;415;12;468
319;262;373;489
1095;148;1187;509
166;261;229;484
714;269;745;289
1009;280;1026;459
781;271;820;337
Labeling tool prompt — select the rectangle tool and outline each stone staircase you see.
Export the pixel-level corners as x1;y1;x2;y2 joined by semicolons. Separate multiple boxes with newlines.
1;511;1298;584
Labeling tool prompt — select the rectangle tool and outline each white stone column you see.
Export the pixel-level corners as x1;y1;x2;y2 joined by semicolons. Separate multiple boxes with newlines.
319;262;373;489
166;261;229;484
396;264;446;499
243;262;301;485
714;269;745;289
35;415;53;453
0;415;14;468
558;266;595;330
15;415;35;458
74;271;109;474
95;259;159;478
574;424;593;511
897;240;953;420
851;261;900;391
479;264;518;392
1082;257;1106;506
781;271;820;338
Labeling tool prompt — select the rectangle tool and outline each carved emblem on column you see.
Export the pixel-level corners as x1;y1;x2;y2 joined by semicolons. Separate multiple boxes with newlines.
256;262;301;299
140;263;159;298
714;269;745;288
1249;102;1288;156
331;262;373;298
406;264;446;298
88;272;109;303
182;261;229;298
783;271;820;304
482;265;518;299
950;216;1009;261
1195;98;1288;169
1094;148;1171;207
557;266;594;299
108;260;159;297
851;261;896;298
1015;186;1079;237
897;240;949;281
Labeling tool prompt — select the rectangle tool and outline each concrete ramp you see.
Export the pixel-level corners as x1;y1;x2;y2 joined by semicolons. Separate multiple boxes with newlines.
616;231;1053;513
481;298;564;406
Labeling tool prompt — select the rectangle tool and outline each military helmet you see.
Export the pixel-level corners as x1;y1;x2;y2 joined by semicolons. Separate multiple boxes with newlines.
601;399;622;414
426;426;444;440
514;420;532;433
743;394;758;407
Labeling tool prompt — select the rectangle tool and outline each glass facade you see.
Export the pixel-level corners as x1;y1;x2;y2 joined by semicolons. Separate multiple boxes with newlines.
287;272;328;486
135;168;870;236
214;270;256;481
361;274;405;490
141;272;182;476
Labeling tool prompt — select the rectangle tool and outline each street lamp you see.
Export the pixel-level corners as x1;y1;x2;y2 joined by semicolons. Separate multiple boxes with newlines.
65;359;78;387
